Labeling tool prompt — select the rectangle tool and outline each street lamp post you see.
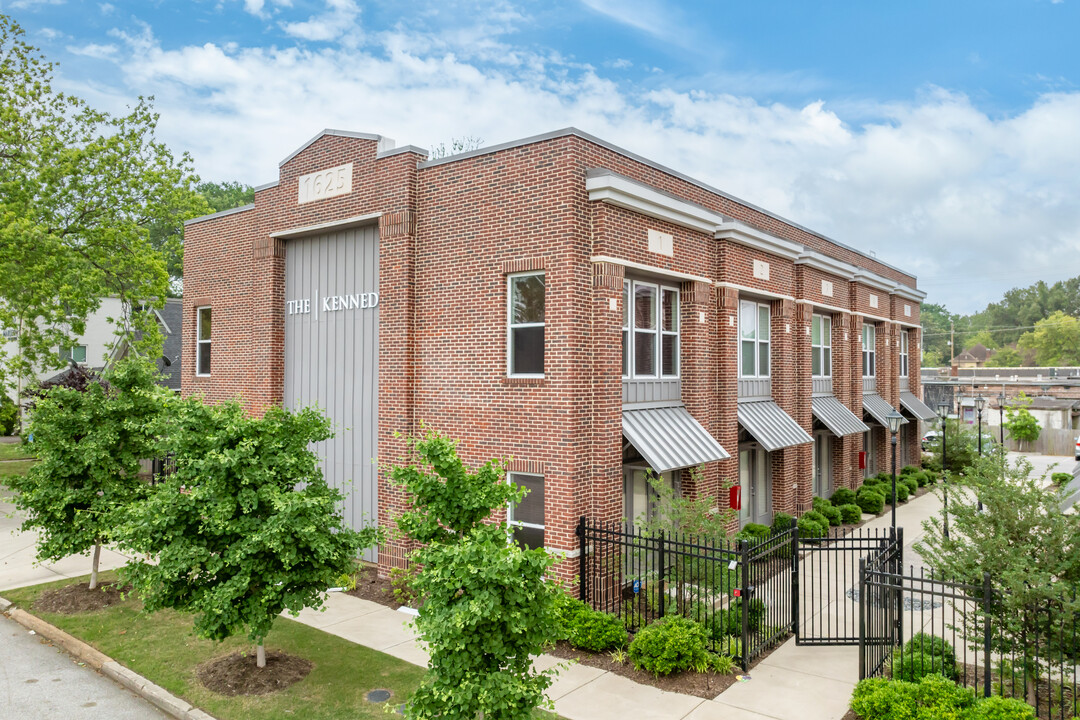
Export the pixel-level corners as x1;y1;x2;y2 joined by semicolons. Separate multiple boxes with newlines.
975;395;986;512
997;392;1006;446
938;401;950;540
887;410;905;532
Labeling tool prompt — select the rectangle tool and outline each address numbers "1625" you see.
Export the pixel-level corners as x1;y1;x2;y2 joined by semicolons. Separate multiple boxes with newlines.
298;163;353;204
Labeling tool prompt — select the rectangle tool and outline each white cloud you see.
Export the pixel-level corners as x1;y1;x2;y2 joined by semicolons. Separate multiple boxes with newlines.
238;0;292;20
280;0;360;43
9;0;65;9
66;42;118;59
68;19;1080;314
99;3;114;14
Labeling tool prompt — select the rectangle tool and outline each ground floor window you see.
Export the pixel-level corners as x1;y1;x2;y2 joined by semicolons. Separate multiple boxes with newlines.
812;432;832;499
738;445;772;527
623;467;677;526
508;473;544;549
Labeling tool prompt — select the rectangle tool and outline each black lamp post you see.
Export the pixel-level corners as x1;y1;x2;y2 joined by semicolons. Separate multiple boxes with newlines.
937;401;950;540
997;392;1006;446
887;409;905;531
975;394;986;511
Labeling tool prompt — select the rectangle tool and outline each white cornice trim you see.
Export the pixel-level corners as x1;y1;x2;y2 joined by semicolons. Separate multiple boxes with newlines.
183;204;255;227
585;170;727;234
278;129;390;167
590;256;712;285
891;285;927;301
269;212;381;239
715;221;803;261
795;299;852;316
853;269;898;293
795;250;857;280
715;281;795;302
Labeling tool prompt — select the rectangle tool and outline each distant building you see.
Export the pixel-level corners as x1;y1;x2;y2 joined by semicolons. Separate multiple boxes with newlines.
922;365;1080;430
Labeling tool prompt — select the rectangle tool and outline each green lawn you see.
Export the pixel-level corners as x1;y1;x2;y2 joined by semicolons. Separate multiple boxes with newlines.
0;459;34;478
2;573;563;720
0;442;34;461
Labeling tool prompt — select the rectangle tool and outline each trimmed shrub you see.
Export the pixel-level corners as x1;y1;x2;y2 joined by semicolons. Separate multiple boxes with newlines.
770;512;794;535
839;503;863;524
732;598;767;631
1052;472;1072;486
902;476;919;495
964;695;1036;720
797;516;826;538
900;464;920;477
895;482;910;502
804;509;829;529
860;477;884;492
734;523;770;544
893;633;956;682
913;673;976;714
820;504;843;527
850;677;916;719
812;496;832;511
830;487;857;506
557;595;628;652
856;489;885;515
629;615;709;676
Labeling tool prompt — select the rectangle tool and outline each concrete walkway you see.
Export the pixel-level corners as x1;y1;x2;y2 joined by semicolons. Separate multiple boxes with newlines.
1;452;1071;720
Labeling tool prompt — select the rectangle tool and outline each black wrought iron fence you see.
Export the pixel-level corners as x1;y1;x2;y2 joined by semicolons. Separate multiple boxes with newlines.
576;516;795;669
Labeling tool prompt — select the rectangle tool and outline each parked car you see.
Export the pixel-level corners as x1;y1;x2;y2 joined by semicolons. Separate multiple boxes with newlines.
921;430;940;451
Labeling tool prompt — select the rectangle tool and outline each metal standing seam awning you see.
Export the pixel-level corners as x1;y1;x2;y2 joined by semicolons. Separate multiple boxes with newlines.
811;395;870;437
899;391;938;422
736;400;814;452
862;392;909;427
622;405;730;474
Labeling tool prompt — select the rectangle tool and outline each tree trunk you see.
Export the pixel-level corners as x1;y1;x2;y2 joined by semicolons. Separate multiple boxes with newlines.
256;644;266;668
89;543;101;590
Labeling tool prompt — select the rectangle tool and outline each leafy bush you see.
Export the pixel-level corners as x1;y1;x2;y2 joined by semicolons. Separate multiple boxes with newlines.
850;675;978;720
1052;472;1072;486
902;476;919;495
734;523;771;544
0;394;16;435
798;516;826;538
963;696;1035;720
900;465;921;477
812;496;832;511
702;608;740;641
629;616;709;676
804;509;829;529
861;476;884;492
771;512;794;535
895;633;956;683
830;487;857;506
839;503;863;524
914;673;976;713
709;653;736;675
896;482;910;502
732;598;767;631
820;504;843;527
556;594;628;652
389;565;420;607
857;489;885;515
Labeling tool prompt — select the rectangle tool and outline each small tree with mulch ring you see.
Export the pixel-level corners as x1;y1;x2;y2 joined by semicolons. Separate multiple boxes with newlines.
10;358;167;593
117;398;379;670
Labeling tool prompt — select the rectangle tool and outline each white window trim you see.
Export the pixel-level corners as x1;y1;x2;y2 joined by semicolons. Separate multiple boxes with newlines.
507;472;545;547
623;278;680;380
739;299;771;379
811;314;832;379
61;344;88;364
899;330;909;378
196;306;211;377
507;272;545;379
862;324;876;379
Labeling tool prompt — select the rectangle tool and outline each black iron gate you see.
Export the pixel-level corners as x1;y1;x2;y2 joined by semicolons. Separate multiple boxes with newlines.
795;527;901;646
857;529;904;676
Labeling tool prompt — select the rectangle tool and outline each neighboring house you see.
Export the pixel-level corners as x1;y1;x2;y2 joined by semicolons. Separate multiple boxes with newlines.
107;298;183;392
922;366;1080;430
182;127;929;577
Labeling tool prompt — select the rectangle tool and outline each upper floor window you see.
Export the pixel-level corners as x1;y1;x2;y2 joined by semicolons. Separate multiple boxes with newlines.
812;314;832;378
196;307;212;376
623;279;679;379
899;330;909;377
862;323;876;378
508;272;545;377
739;299;771;378
60;344;87;364
507;472;544;550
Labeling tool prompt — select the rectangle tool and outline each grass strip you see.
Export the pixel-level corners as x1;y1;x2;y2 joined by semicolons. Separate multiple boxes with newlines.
0;460;35;478
0;443;34;461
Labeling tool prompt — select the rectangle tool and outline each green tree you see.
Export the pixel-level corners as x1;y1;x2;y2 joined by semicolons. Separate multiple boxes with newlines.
0;16;206;395
916;454;1080;705
985;345;1023;367
9;358;167;589
1003;395;1041;451
391;430;560;720
963;330;999;351
921;348;944;368
920;302;955;362
1017;311;1080;366
117;400;377;667
198;180;255;213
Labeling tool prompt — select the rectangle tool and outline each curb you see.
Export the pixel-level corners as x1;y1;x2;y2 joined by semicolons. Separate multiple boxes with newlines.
1;595;218;720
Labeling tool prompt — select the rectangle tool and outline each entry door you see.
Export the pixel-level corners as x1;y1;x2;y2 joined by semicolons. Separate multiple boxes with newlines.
284;225;380;561
739;446;772;526
813;432;832;498
863;430;878;478
623;468;677;527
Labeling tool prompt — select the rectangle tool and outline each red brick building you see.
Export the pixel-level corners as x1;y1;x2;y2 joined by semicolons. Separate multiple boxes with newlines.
182;128;932;573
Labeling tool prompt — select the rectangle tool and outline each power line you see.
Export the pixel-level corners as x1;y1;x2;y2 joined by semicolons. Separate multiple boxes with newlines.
922;318;1078;338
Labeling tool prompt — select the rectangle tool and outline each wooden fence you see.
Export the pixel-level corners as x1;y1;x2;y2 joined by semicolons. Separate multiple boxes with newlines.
995;426;1077;457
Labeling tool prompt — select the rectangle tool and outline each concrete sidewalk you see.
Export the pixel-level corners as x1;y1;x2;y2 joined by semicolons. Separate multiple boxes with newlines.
2;452;1069;720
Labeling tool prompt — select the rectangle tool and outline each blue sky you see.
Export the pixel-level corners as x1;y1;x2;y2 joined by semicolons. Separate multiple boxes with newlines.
3;0;1078;313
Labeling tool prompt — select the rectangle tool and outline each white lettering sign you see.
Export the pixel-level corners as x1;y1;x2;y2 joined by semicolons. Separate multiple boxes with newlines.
287;292;379;315
298;163;353;204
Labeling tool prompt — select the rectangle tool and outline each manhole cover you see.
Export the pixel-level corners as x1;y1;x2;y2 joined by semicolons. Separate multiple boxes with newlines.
365;689;392;703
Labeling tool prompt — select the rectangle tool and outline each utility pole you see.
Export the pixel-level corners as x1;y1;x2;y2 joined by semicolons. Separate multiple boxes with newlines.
950;320;955;364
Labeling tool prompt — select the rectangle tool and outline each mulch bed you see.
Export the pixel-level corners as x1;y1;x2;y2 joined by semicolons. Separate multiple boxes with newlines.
196;649;313;696
33;581;129;614
345;564;406;610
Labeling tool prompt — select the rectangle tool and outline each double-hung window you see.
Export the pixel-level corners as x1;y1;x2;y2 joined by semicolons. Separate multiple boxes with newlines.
507;473;544;550
508;272;545;377
60;344;87;364
739;300;771;377
862;324;876;378
623;279;679;378
899;330;909;378
811;314;832;377
196;307;212;376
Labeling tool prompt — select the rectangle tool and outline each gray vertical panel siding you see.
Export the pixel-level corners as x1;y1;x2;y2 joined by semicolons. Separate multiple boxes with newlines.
812;377;834;395
737;377;772;399
899;377;910;391
622;379;681;404
284;225;380;562
863;376;877;393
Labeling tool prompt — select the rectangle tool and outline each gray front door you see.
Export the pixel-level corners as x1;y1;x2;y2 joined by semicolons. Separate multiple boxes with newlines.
284;224;380;560
739;445;772;526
